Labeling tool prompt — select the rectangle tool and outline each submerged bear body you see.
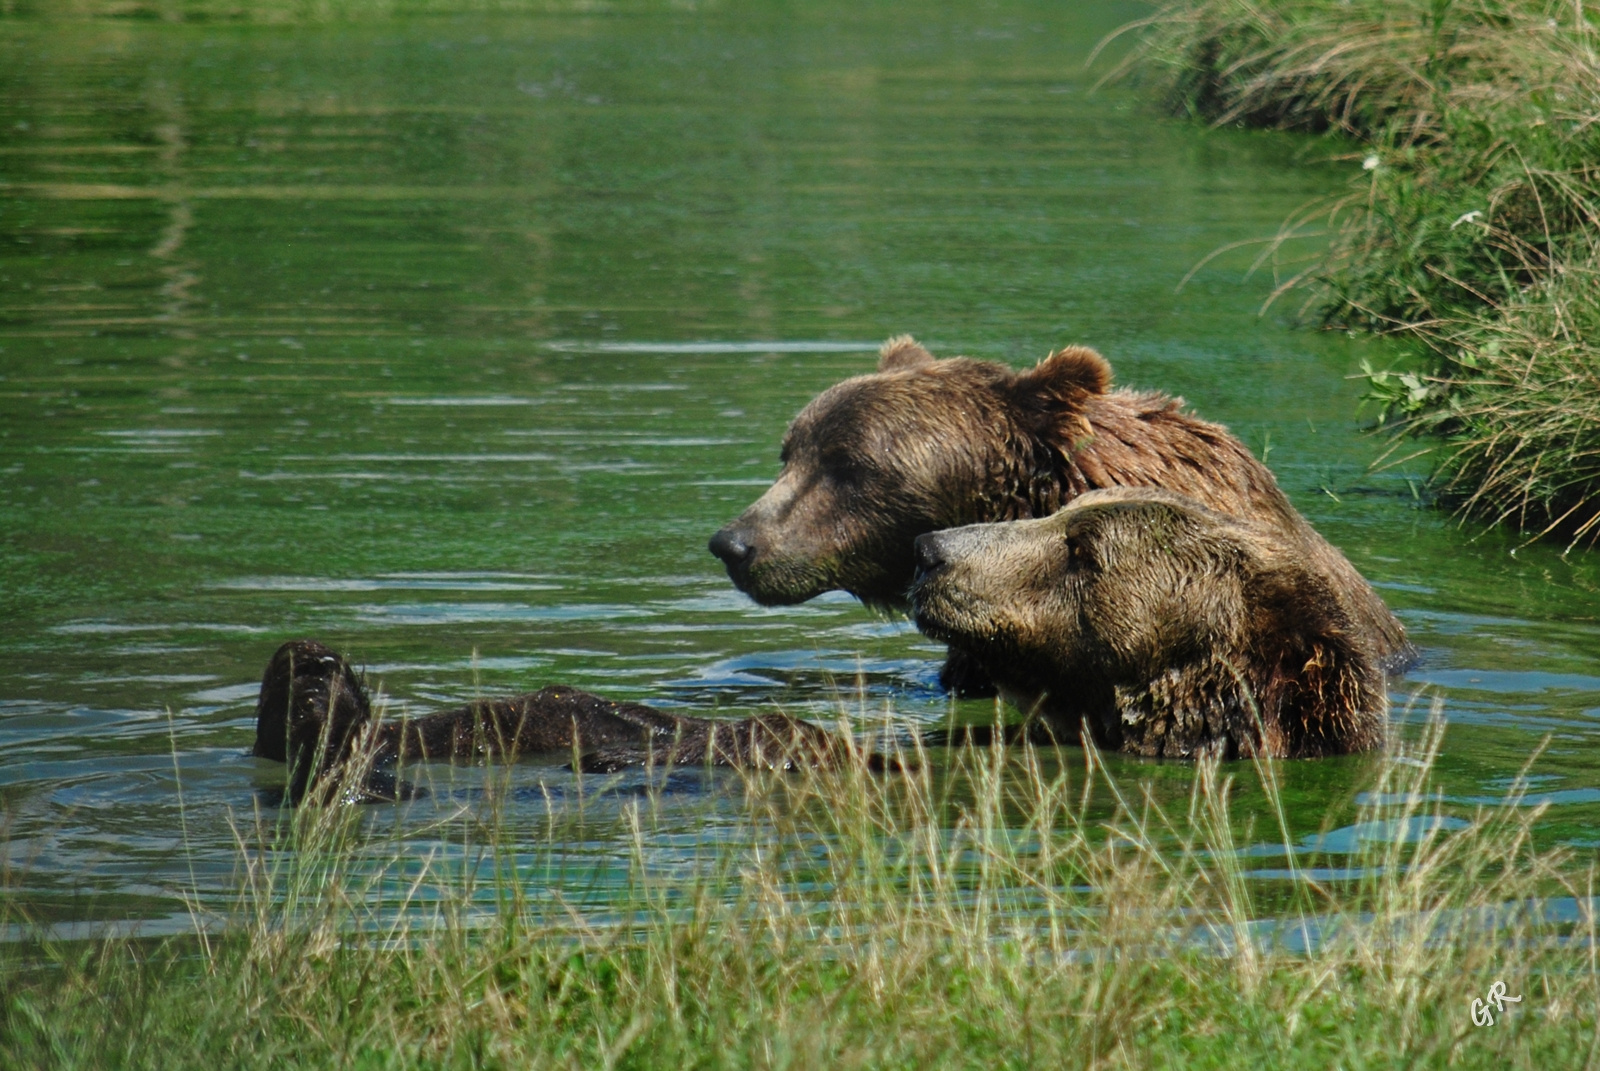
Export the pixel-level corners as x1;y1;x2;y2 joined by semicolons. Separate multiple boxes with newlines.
709;337;1411;687
253;639;871;803
910;488;1389;759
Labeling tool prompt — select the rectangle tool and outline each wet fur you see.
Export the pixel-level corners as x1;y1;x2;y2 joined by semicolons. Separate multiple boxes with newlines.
710;338;1411;690
909;488;1388;759
253;640;876;803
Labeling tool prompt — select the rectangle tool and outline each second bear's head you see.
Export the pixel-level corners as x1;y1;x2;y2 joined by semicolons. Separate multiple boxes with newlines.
909;488;1263;679
908;487;1386;759
708;336;1112;608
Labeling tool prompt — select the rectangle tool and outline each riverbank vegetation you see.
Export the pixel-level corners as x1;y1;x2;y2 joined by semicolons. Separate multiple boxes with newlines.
1114;0;1600;546
2;718;1594;1069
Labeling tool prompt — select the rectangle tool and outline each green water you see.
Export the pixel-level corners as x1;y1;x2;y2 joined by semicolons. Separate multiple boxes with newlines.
4;2;1600;930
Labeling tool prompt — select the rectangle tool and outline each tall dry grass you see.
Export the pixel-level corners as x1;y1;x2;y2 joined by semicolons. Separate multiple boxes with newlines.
1;710;1595;1068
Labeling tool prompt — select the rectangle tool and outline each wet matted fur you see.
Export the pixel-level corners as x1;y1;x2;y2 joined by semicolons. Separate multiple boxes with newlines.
252;639;879;803
909;488;1388;759
709;337;1410;690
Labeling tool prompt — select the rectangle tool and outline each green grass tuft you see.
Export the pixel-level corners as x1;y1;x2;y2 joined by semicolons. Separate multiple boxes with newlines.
1115;0;1600;546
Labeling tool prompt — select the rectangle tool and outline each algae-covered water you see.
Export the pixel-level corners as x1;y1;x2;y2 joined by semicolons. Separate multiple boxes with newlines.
3;1;1599;930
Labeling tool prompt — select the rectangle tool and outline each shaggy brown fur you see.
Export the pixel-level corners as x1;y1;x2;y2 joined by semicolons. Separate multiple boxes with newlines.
709;337;1410;688
909;488;1388;759
252;640;873;803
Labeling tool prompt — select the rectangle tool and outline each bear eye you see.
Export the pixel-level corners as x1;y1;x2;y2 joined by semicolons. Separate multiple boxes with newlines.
823;451;870;486
1064;533;1093;569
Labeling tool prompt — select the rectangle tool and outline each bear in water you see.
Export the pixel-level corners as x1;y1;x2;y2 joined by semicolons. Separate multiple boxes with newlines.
909;488;1389;759
708;337;1410;691
252;639;877;804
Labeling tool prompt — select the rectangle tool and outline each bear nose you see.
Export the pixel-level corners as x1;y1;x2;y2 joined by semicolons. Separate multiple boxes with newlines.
709;526;755;566
912;534;946;577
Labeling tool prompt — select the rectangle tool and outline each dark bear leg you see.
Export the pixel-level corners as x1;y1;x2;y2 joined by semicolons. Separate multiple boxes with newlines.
252;639;379;803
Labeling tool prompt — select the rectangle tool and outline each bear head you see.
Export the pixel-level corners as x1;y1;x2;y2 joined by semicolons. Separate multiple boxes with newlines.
709;335;1112;608
908;488;1386;758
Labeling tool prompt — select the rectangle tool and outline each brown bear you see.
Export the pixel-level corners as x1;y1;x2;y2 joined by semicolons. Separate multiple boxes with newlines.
708;336;1410;690
252;639;877;803
909;488;1388;759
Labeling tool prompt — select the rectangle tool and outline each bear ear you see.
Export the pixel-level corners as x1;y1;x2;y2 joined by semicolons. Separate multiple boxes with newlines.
1012;345;1112;405
877;334;936;373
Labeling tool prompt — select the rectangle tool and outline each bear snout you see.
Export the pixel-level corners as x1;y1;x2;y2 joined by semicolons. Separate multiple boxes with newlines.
908;534;978;643
708;525;756;579
911;532;948;580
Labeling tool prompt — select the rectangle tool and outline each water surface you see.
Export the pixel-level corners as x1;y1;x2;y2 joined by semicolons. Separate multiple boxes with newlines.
4;1;1600;928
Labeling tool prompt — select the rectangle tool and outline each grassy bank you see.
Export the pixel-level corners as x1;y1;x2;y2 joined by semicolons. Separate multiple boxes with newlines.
1115;0;1600;545
1;718;1595;1069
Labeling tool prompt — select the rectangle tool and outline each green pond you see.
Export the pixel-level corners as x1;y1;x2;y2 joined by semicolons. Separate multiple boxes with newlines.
4;1;1600;933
